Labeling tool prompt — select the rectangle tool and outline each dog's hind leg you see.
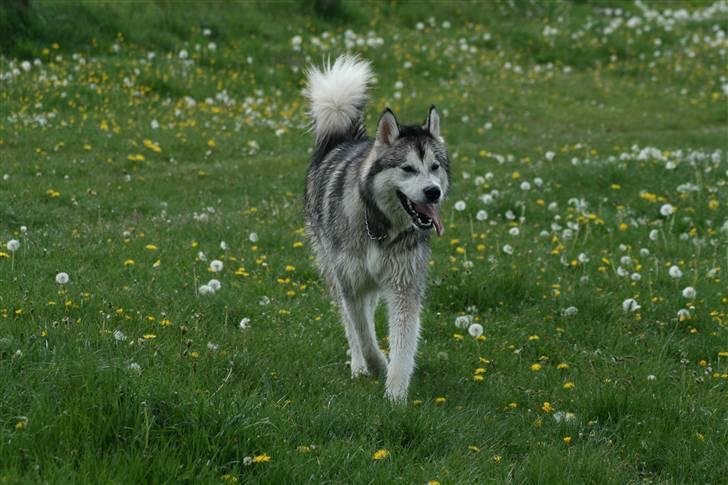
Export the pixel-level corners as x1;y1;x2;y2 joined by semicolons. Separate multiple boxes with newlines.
383;288;421;403
342;292;388;378
335;291;367;378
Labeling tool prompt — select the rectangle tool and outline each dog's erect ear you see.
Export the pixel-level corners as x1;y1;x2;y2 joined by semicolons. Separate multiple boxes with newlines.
423;105;440;139
376;108;399;146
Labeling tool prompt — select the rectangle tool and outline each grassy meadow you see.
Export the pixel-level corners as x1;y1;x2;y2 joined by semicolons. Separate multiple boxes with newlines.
1;0;727;482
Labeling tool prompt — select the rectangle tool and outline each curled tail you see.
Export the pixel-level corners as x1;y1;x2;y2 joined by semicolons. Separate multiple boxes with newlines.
304;55;374;161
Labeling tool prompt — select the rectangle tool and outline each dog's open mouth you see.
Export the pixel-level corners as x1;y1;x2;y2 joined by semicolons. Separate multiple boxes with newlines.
396;191;444;236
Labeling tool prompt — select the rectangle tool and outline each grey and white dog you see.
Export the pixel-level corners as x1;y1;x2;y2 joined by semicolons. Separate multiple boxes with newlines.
303;55;450;402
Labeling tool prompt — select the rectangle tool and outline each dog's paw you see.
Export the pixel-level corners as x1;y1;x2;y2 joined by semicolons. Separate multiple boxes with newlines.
350;363;370;379
384;387;407;404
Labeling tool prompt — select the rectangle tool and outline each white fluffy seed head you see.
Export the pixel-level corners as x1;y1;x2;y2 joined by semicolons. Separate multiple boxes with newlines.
55;272;69;285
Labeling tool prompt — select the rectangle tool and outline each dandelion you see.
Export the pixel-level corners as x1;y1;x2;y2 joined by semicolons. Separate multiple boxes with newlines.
242;457;253;466
649;229;660;241
682;286;696;299
509;227;520;236
541;402;554;413
530;363;542;372
520;181;531;191
249;232;259;243
198;284;214;295
659;204;674;216
220;241;228;250
476;210;488;221
207;342;219;351
113;330;126;341
372;449;390;460
209;259;223;272
55;272;69;285
502;244;514;255
622;298;640;313
563;436;572;445
129;362;142;374
208;279;221;291
239;318;251;329
454;200;466;211
435;396;447;404
647;374;656;381
252;453;271;463
561;306;578;317
468;323;483;338
669;265;683;278
454;315;473;328
677;309;690;321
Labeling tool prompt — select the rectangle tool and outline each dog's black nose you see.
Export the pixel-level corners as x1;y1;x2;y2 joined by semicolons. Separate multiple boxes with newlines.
423;186;441;202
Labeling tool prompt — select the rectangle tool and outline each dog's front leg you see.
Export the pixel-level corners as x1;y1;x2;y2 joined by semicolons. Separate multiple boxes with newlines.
384;289;421;403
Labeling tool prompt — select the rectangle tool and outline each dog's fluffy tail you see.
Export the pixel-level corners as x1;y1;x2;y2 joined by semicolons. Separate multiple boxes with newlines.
304;55;373;159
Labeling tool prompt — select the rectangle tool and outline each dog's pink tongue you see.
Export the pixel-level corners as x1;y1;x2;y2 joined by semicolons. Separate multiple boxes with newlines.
414;203;444;236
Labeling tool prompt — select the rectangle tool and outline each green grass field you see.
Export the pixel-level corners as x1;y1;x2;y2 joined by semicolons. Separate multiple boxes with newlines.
1;0;727;482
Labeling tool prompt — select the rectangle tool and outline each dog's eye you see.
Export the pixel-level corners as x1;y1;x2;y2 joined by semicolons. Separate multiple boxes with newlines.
431;163;440;171
401;166;416;173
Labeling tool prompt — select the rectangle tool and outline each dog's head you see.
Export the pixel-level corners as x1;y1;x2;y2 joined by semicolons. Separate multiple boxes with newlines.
364;106;450;236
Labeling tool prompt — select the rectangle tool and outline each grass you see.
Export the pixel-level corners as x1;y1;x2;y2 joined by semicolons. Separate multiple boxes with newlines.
1;0;727;482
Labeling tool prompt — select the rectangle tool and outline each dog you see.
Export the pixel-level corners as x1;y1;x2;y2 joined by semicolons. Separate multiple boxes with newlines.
303;55;450;402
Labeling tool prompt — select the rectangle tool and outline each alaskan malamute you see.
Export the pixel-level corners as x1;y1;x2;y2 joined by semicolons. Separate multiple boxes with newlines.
303;55;450;402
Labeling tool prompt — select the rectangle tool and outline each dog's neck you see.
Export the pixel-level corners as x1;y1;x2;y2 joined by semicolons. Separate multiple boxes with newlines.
363;200;390;241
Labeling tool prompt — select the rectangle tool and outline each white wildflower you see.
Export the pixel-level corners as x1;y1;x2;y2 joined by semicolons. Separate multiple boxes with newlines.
468;323;483;338
668;265;683;278
681;286;696;299
209;259;223;272
622;298;640;313
55;272;69;284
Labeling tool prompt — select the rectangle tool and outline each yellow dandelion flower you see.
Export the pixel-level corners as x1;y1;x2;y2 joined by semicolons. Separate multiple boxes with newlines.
435;396;447;404
557;362;569;370
372;449;390;460
563;436;572;445
124;259;135;266
563;382;575;389
142;139;162;153
468;445;480;453
530;363;542;371
145;244;158;250
143;334;156;340
252;453;271;463
542;402;554;413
